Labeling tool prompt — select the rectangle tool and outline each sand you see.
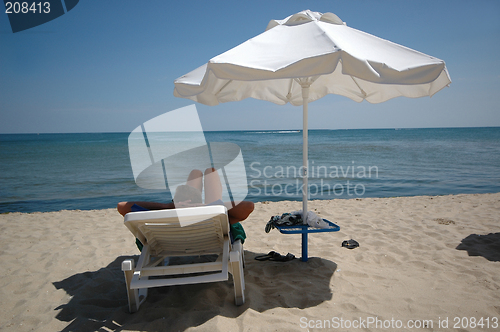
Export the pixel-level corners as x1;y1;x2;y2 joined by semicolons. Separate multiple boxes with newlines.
0;193;499;331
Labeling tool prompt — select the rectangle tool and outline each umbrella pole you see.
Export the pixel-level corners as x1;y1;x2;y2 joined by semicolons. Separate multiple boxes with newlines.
301;84;309;262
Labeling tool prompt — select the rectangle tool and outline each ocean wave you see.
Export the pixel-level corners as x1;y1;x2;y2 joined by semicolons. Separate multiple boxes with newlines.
248;130;300;134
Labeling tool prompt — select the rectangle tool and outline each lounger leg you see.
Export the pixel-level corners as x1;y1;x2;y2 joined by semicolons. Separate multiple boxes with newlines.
230;249;245;305
122;259;140;313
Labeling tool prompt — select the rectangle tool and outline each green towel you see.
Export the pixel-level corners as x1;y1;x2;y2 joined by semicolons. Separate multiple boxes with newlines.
230;222;246;244
135;238;143;251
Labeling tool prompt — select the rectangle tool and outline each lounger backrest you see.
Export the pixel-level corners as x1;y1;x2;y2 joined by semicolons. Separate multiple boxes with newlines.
124;205;229;256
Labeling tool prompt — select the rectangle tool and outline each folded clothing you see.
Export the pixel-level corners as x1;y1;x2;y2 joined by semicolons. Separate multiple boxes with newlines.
265;212;302;233
265;210;330;233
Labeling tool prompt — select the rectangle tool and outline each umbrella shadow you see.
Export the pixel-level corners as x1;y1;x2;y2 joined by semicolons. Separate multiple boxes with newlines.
53;250;337;331
456;232;500;262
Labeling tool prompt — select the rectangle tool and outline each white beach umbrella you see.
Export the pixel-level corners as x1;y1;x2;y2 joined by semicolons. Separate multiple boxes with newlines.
173;10;451;260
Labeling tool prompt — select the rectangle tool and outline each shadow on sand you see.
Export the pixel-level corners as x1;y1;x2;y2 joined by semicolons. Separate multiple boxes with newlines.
456;232;500;262
53;250;337;331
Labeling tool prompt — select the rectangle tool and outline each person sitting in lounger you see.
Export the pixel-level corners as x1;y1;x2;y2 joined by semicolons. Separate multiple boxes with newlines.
117;168;254;226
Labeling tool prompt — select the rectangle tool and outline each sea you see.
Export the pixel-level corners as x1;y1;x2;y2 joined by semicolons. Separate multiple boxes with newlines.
1;127;499;213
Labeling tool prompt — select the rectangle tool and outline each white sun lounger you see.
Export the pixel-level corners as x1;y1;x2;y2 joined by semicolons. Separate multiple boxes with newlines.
121;205;245;312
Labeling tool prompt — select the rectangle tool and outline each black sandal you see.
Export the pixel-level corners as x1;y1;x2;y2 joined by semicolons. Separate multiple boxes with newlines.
341;239;359;249
255;251;296;262
272;253;295;262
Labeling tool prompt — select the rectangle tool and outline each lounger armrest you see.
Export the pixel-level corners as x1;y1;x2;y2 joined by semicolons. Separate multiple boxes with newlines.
232;239;243;254
231;239;245;267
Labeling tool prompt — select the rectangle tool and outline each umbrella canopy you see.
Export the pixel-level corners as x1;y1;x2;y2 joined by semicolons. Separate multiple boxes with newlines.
174;10;450;106
173;9;451;261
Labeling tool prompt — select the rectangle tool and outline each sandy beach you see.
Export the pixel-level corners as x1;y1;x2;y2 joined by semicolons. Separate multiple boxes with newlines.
0;193;499;331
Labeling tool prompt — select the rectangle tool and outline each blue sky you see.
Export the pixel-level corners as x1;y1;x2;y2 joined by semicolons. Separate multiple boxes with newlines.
1;0;499;133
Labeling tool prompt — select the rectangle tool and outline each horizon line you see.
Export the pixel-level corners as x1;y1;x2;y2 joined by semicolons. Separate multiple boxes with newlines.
0;125;499;135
